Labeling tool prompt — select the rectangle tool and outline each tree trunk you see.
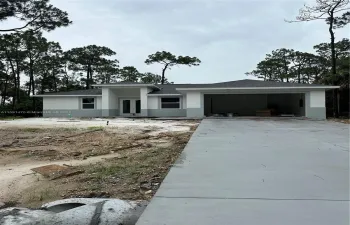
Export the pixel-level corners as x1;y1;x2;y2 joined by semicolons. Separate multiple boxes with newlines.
1;75;9;106
41;76;45;94
28;59;33;96
6;51;17;106
161;64;169;85
90;67;94;89
86;65;91;89
329;11;338;118
64;66;69;91
28;57;36;110
15;60;21;105
28;76;32;96
31;76;36;111
52;66;58;92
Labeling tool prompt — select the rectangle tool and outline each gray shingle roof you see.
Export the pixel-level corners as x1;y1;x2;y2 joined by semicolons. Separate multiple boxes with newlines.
211;79;325;87
149;79;326;95
95;81;148;85
40;89;102;96
37;80;328;96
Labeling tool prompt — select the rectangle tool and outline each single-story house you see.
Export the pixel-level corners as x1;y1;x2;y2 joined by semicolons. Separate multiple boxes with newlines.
34;79;339;120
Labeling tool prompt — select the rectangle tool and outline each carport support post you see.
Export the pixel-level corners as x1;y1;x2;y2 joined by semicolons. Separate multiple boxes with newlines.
186;92;204;118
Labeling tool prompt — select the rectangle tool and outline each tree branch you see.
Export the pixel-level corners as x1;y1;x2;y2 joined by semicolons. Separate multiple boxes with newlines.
0;14;41;32
285;17;327;23
333;7;350;12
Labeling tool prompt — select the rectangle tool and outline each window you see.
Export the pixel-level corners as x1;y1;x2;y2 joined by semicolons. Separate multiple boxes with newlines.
161;98;180;109
82;98;95;109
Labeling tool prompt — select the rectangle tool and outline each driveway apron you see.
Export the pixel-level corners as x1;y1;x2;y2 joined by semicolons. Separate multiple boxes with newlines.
137;118;349;225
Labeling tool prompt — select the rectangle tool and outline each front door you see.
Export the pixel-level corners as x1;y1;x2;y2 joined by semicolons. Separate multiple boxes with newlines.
121;99;141;116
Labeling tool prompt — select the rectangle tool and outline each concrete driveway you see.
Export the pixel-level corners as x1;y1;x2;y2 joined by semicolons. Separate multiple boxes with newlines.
137;118;349;225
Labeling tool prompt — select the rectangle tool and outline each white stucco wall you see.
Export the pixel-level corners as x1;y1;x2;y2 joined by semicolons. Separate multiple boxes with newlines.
43;97;79;110
148;96;159;109
183;95;187;109
96;97;102;109
102;88;109;110
109;90;117;109
309;91;325;107
113;88;140;97
186;92;202;108
140;88;149;110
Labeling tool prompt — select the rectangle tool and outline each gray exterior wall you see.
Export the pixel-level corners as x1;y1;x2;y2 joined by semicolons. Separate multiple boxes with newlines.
43;96;106;118
140;109;148;117
305;92;326;120
305;107;326;120
43;109;120;118
43;109;102;118
148;109;186;117
186;108;204;118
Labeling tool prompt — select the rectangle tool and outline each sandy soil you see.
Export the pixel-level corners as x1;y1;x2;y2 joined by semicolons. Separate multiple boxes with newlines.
0;118;193;134
0;118;199;207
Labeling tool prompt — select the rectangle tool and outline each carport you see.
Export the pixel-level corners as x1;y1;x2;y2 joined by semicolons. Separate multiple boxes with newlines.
204;93;305;117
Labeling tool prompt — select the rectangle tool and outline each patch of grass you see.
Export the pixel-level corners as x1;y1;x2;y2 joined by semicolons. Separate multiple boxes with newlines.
78;141;188;200
0;116;23;121
26;186;60;205
59;127;79;131
12;130;192;206
19;153;33;158
0;201;18;209
21;127;41;132
87;126;104;130
328;118;350;124
86;133;189;187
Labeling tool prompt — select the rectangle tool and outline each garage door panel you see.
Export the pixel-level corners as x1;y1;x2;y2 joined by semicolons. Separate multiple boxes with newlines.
206;94;267;116
204;94;305;117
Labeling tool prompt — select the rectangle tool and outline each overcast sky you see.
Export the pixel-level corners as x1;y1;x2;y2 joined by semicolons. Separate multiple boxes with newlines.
3;0;350;83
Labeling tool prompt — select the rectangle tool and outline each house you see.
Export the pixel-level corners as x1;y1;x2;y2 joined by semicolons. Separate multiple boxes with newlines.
33;79;339;120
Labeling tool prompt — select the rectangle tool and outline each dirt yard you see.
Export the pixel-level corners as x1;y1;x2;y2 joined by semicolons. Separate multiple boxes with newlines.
0;118;199;208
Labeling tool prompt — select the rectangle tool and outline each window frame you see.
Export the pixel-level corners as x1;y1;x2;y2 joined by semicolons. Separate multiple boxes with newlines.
160;97;181;109
81;97;95;110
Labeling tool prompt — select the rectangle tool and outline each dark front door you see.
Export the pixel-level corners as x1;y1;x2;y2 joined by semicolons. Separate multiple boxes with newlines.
123;100;131;114
136;100;141;114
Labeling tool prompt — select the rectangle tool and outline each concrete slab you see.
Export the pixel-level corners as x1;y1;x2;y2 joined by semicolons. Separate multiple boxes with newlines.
136;119;350;225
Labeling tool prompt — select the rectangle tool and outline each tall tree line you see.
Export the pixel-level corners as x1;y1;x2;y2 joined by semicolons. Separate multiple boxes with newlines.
246;38;349;85
248;0;349;117
0;0;201;114
0;31;201;112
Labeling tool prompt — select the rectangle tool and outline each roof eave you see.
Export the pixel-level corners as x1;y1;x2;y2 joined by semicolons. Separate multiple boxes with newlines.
92;84;161;90
176;86;340;91
147;94;183;96
33;95;102;97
